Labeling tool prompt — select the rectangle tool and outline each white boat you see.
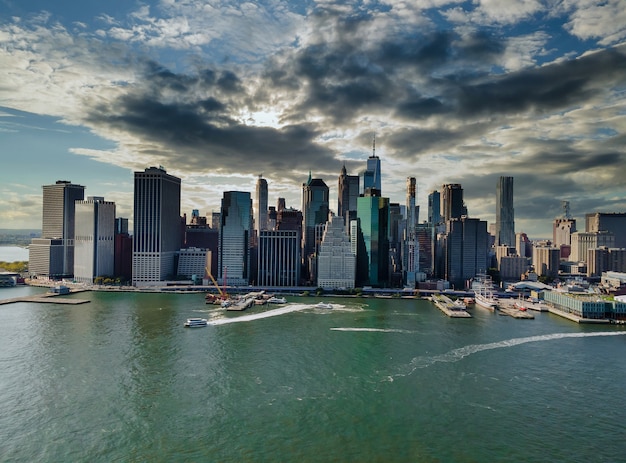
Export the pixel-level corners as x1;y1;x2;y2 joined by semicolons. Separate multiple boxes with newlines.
267;296;287;304
474;292;498;310
184;318;208;328
473;276;499;310
315;302;333;309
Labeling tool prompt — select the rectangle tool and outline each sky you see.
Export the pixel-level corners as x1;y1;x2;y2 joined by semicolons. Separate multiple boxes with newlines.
1;0;626;238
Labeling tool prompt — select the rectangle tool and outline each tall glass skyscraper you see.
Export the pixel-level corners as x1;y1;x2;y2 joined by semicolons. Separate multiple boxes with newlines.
356;192;390;287
132;167;181;285
363;139;381;194
495;176;515;247
220;191;252;286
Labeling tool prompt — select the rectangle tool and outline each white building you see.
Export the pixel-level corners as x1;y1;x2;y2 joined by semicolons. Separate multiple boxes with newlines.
177;248;210;280
74;197;115;283
317;215;356;289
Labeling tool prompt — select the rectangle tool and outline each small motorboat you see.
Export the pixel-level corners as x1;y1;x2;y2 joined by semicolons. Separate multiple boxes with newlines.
314;302;333;309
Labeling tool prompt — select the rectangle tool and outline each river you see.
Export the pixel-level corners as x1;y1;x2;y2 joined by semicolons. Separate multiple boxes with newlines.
1;286;625;462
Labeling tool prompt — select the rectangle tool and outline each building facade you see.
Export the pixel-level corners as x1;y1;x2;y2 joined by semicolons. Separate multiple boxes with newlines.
585;212;626;248
317;215;356;289
442;217;489;289
132;167;182;285
441;184;467;223
570;231;615;262
532;246;561;278
29;180;85;278
257;230;301;287
254;176;268;233
74;197;116;283
495;176;515;246
356;193;390;287
301;174;329;279
219;191;252;286
338;164;359;229
403;177;419;285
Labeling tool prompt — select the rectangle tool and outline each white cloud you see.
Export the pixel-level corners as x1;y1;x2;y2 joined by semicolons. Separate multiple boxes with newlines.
563;0;626;45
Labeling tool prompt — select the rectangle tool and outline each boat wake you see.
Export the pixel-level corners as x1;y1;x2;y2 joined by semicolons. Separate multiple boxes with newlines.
331;327;415;333
208;304;312;325
397;331;626;375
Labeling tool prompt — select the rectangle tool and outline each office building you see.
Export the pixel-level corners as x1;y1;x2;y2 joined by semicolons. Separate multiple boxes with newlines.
428;190;440;225
177;248;210;280
114;219;132;283
442;217;489;289
219;191;252;286
74;197;116;283
356;192;390;287
255;176;268;233
317;215;356;289
585;212;626;249
362;138;381;194
258;230;301;287
404;177;419;285
132;167;182;285
302;173;329;279
441;184;467;222
570;231;615;262
532;246;560;278
338;164;359;228
29;180;85;279
495;176;515;246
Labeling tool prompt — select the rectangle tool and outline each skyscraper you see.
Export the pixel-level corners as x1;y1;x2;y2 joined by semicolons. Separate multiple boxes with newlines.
362;138;381;195
495;176;515;246
428;190;440;225
356;192;390;287
219;191;252;286
443;217;489;289
338;164;359;227
257;229;301;287
302;173;329;277
132;167;182;285
74;196;115;283
317;214;356;289
254;175;268;233
29;180;85;278
585;212;626;249
441;184;467;222
404;177;419;285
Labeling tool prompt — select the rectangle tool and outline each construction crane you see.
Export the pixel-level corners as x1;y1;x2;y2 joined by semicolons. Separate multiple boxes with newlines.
205;267;227;300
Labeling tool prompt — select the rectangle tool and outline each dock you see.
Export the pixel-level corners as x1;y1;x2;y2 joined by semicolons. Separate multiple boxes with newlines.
496;299;535;319
227;297;255;311
0;293;90;306
431;294;472;318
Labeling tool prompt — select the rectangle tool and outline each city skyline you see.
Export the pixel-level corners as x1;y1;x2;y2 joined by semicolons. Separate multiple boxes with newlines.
2;1;626;237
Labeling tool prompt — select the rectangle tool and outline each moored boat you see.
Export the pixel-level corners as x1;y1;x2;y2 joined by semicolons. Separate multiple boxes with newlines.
267;296;287;304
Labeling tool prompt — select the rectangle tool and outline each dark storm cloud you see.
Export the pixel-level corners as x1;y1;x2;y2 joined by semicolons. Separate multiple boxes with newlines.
85;83;336;178
455;46;626;116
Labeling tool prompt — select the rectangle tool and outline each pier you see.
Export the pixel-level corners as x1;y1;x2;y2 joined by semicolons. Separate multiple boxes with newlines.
431;294;471;318
0;290;90;306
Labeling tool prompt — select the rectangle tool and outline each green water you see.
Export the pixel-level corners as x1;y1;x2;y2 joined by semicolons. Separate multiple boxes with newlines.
1;286;625;462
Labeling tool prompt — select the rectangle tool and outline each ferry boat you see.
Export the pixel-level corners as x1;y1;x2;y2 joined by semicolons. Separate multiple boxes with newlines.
267;296;287;304
315;302;333;309
184;318;208;328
